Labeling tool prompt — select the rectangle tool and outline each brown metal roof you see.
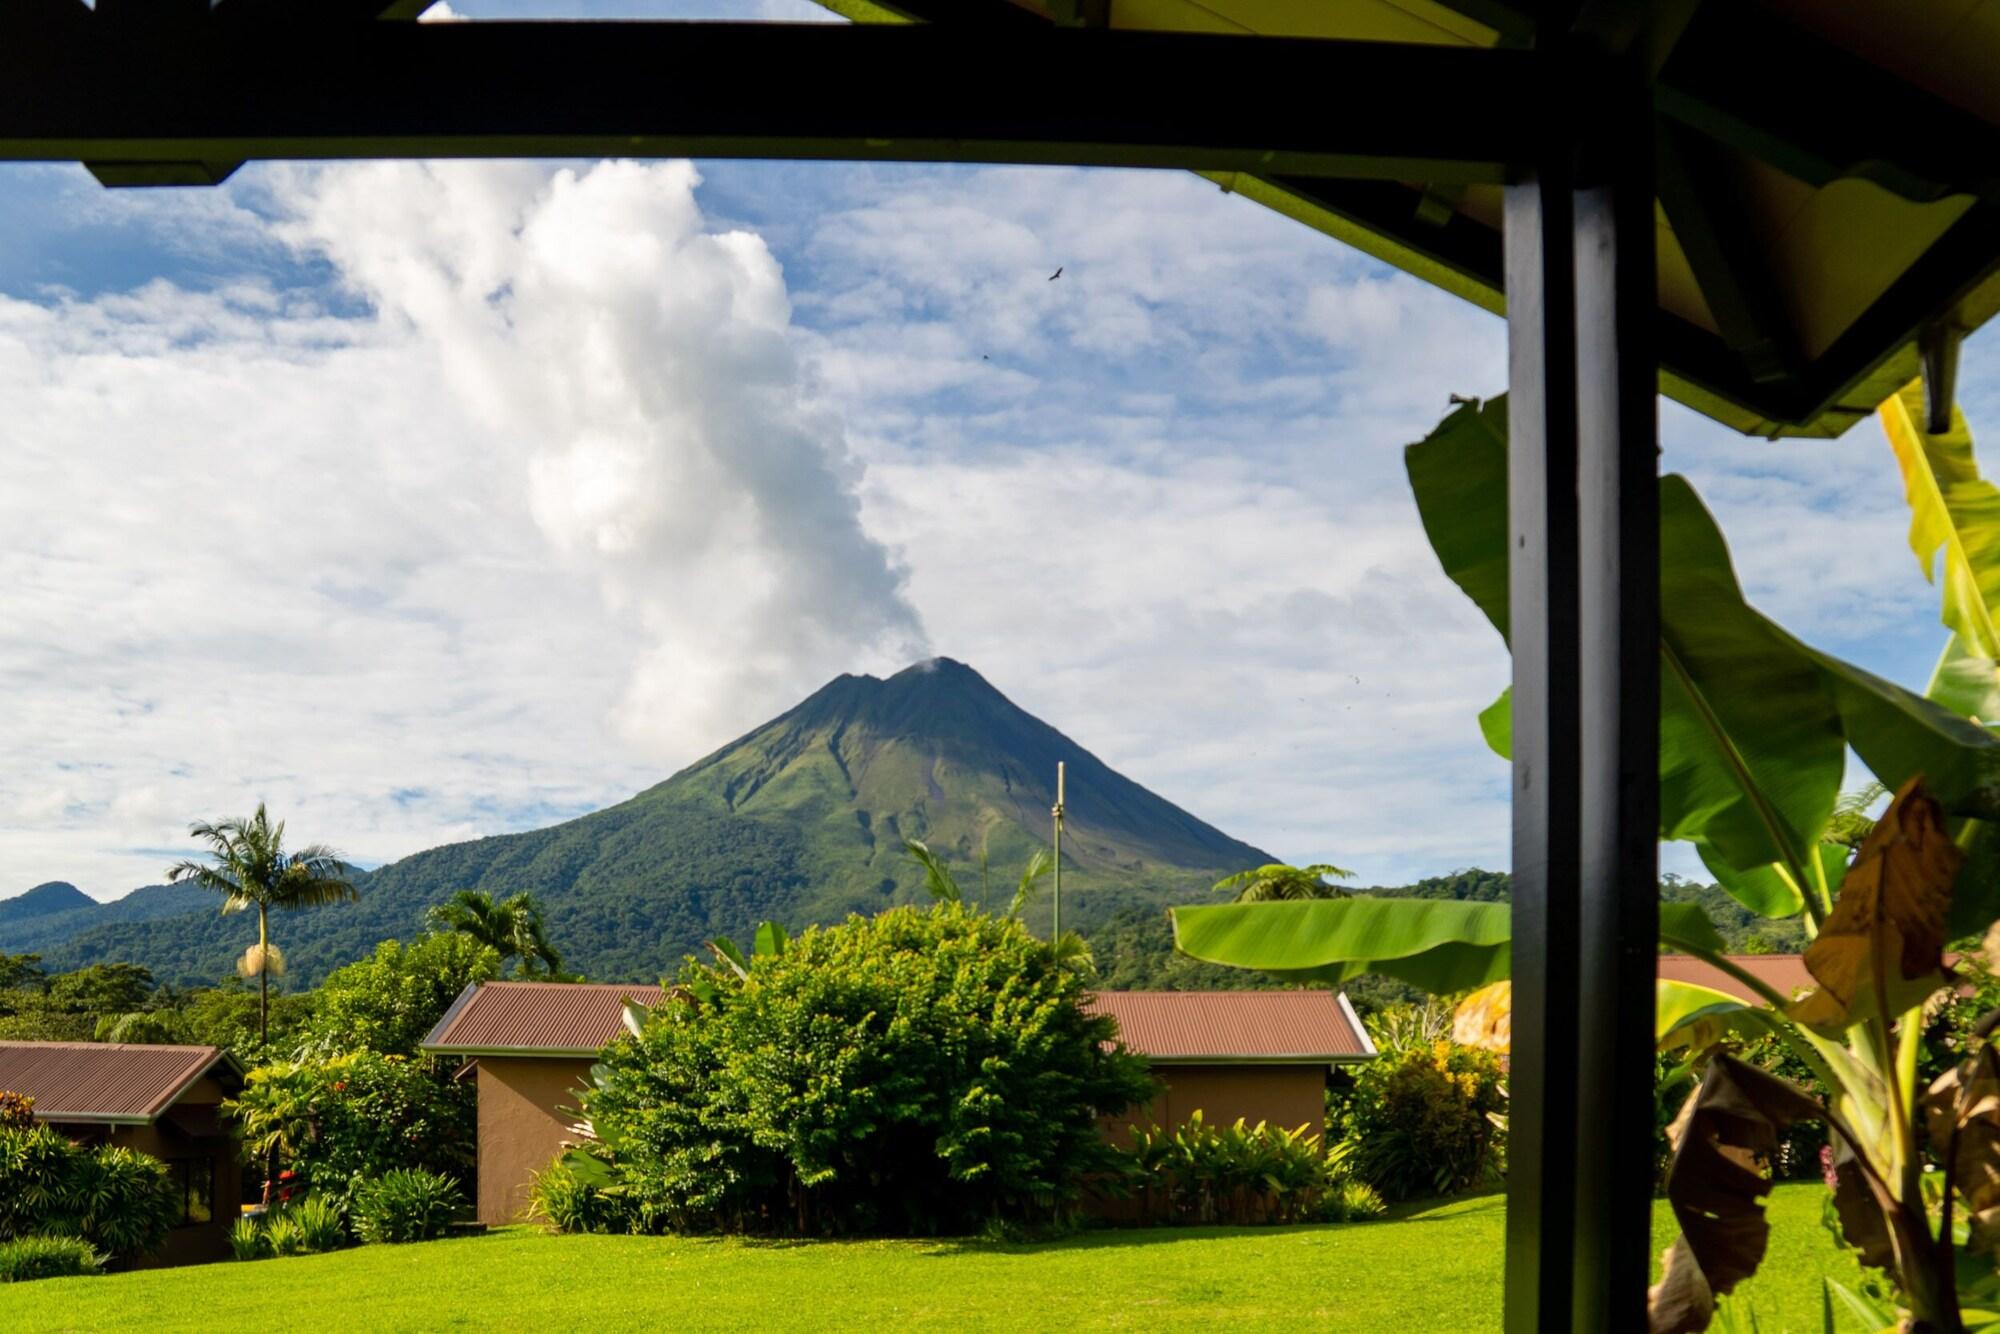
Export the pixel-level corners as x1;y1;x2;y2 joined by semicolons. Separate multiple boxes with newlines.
420;981;667;1057
1083;990;1375;1063
0;1042;236;1124
1657;954;1813;1005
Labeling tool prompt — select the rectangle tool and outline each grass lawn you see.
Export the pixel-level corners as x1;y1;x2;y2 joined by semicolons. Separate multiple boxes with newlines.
2;1185;1865;1333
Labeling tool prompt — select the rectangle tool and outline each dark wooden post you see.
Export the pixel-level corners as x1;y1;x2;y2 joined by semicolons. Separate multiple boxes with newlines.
1502;45;1660;1334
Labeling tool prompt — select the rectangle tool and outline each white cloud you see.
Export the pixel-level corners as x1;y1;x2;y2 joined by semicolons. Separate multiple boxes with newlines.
0;160;924;894
276;159;927;759
0;153;1976;903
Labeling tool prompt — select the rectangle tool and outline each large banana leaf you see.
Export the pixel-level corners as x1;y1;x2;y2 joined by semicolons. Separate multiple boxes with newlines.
1881;381;2000;663
1406;395;2000;918
1172;897;1730;997
1407;401;1841;911
1656;979;1760;1048
1169;898;1511;992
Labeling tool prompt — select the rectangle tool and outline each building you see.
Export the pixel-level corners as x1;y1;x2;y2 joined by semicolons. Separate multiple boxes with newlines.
1083;990;1376;1145
425;981;1376;1225
0;1041;245;1267
1657;953;1812;1005
421;980;665;1225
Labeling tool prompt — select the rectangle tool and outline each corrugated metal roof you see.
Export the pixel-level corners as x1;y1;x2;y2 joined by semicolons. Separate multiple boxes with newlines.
0;1042;234;1123
420;981;667;1056
1657;954;1813;1004
1083;990;1374;1063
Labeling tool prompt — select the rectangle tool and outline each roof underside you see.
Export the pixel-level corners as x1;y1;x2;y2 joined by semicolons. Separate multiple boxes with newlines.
1084;989;1373;1060
830;0;2000;439
420;981;667;1056
3;1;1997;436
0;1041;232;1122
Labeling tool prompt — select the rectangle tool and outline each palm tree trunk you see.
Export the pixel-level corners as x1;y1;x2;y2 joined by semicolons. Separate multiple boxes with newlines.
257;904;269;1046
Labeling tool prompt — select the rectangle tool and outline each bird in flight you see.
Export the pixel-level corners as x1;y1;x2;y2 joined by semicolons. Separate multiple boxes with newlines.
1048;266;1063;281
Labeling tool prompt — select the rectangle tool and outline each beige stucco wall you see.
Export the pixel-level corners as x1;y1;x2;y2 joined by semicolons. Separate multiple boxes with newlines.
474;1057;595;1226
1105;1063;1330;1146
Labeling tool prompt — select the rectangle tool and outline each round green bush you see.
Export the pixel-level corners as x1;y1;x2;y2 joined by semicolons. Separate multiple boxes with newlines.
352;1169;463;1243
1340;1039;1506;1202
583;904;1156;1237
0;1235;103;1282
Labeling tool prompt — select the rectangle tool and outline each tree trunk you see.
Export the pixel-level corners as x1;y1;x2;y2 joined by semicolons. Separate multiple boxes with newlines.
257;904;269;1046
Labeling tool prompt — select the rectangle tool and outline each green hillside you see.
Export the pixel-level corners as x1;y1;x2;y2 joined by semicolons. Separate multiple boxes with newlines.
12;660;1272;986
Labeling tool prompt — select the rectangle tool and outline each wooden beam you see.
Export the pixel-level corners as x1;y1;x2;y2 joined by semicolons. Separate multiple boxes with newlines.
0;19;1532;183
1655;123;1796;384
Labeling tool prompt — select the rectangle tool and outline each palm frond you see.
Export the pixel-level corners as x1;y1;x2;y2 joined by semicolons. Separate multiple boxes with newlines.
904;839;961;905
1009;850;1053;918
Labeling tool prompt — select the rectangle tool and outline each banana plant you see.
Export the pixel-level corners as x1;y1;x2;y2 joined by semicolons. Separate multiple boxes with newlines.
1171;388;2000;1332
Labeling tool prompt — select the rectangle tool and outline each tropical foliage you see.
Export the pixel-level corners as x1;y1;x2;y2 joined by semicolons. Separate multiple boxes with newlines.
1336;1040;1506;1202
0;1122;178;1259
1213;862;1355;902
425;890;562;979
1106;1112;1360;1225
222;1051;474;1213
1172;387;2000;1331
305;932;501;1057
230;1195;348;1260
166;804;357;1042
0;1234;103;1282
350;1169;464;1244
551;903;1155;1237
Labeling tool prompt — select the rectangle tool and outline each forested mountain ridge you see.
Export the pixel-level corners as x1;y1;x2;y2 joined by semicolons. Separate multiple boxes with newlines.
4;660;1273;985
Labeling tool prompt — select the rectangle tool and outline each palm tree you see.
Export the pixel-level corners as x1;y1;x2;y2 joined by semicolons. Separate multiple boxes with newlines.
427;889;563;978
1212;862;1356;902
166;804;356;1044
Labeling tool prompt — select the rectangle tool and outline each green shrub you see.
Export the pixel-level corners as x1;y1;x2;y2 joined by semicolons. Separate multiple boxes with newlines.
0;1235;103;1282
1324;1179;1387;1222
0;1125;178;1259
1112;1113;1329;1225
228;1216;270;1262
352;1169;463;1243
225;1050;474;1211
263;1211;306;1257
306;934;501;1059
1341;1040;1506;1202
528;1152;628;1235
228;1196;346;1260
583;904;1155;1237
289;1195;347;1252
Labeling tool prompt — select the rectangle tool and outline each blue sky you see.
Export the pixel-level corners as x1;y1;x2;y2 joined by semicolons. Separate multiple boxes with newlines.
0;6;1981;900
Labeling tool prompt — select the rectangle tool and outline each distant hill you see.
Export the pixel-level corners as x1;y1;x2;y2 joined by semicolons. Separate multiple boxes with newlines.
5;660;1274;985
0;882;91;926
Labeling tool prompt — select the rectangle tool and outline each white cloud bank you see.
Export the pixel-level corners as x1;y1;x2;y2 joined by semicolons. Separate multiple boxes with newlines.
1;160;925;893
0;155;1965;898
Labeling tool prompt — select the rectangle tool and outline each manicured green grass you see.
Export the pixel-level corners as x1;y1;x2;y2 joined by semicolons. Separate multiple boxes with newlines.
1;1185;1864;1333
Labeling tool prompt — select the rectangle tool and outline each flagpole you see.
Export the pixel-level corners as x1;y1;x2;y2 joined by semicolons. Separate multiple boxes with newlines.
1051;761;1065;940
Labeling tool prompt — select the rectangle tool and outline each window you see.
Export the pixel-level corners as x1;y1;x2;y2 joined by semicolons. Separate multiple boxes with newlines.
164;1157;214;1227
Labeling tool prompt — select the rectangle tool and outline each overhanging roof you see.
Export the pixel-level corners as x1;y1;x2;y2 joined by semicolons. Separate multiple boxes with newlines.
2;5;1998;437
420;980;666;1058
3;3;1997;437
0;1041;242;1126
825;0;2000;440
1084;989;1376;1063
